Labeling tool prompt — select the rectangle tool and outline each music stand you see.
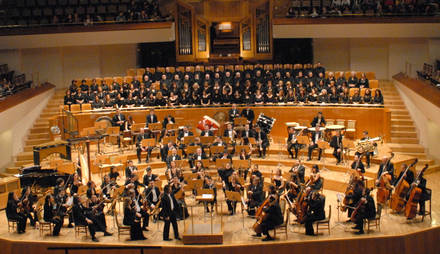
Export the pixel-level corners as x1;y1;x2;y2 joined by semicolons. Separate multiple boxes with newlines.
342;139;355;166
162;136;176;145
210;146;226;157
175;160;190;170
196;188;216;216
216;158;230;169
200;136;215;146
185;146;198;157
166;123;178;135
318;140;331;171
234;117;248;127
225;191;246;229
296;136;310;161
182;136;195;145
235;145;250;155
149;122;162;141
232;159;250;178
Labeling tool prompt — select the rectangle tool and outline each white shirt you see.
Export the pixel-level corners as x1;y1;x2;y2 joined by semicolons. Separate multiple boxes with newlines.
152;188;158;203
314;133;320;143
168;194;174;210
134;199;140;212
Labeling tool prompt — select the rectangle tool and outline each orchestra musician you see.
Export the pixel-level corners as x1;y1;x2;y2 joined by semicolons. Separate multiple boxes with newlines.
6;192;27;234
307;126;323;161
202;176;217;213
89;194;107;231
112;108;126;147
249;164;263;183
108;166;120;183
304;190;326;236
355;131;374;168
201;125;214;137
125;160;138;180
218;162;236;215
351;154;365;174
166;147;181;167
55;188;73;228
228;103;241;122
123;197;147;240
136;128;154;163
255;126;269;158
407;168;429;218
377;156;395;182
309;165;323;191
345;179;365;222
170;176;188;220
161;184;181;241
161;141;177;162
43;194;62;236
143;166;158;186
254;194;283;241
241;124;255;145
310;112;326;127
247;177;264;216
20;186;37;227
72;195;112;242
241;106;255;125
287;127;301;159
189;147;207;168
352;188;376;234
101;175;115;200
290;160;305;184
145;109;158;127
272;168;286;194
162;114;175;130
330;130;343;164
86;180;97;199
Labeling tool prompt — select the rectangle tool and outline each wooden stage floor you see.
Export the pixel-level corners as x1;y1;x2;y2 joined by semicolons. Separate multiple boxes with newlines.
0;142;438;253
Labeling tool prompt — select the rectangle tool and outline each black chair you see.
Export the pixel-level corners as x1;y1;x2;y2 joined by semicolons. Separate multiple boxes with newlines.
421;188;432;222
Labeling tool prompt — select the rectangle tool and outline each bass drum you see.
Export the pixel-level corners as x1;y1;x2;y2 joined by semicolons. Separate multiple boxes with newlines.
95;116;113;134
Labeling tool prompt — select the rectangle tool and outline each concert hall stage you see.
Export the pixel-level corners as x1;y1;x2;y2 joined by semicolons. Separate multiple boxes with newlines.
0;148;438;254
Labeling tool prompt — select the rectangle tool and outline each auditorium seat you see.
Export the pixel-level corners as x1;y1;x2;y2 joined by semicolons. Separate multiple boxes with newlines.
70;104;81;113
345;120;356;138
349;88;359;97
126;68;136;76
103;77;113;85
124;76;133;84
81;103;92;111
136;68;145;76
369;79;379;89
366;72;376;80
114;76;123;84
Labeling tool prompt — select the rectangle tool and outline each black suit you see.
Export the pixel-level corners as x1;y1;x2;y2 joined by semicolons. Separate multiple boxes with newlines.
330;135;343;163
161;193;180;240
123;205;145;240
260;202;283;237
146;114;158;127
351;160;365;173
377;162;394;182
201;130;214;137
287;132;302;159
112;113;126;131
247;184;264;215
254;130;269;157
6;200;26;233
308;131;323;160
136;133;153;163
311;116;326;127
44;201;62;236
305;195;326;235
143;174;158;186
228;108;240;122
241;108;255;124
241;129;255;145
162;116;175;129
166;154;181;167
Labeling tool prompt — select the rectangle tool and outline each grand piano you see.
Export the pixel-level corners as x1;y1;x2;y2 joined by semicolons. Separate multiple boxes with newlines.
19;165;71;188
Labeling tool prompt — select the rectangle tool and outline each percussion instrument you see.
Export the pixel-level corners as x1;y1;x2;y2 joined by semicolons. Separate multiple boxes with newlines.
33;140;72;165
257;113;276;134
308;127;326;132
197;115;220;133
326;125;345;130
294;126;307;131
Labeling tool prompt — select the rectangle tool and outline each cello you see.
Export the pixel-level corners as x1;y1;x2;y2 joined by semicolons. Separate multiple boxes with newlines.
404;164;429;219
376;153;395;205
390;159;418;212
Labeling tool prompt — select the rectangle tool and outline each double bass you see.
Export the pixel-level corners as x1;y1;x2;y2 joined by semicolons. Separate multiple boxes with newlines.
252;197;271;234
404;164;429;219
390;159;418;212
376;153;395;205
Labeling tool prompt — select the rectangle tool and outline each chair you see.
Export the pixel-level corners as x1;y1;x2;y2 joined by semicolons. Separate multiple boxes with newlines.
113;209;130;239
345;120;356;136
369;79;379;89
316;205;331;235
366;72;376;80
326;119;335;126
74;223;88;238
365;210;381;233
7;219;17;232
81;103;92;111
70;104;81;113
273;199;289;239
421;188;432;222
37;208;53;236
336;119;345;127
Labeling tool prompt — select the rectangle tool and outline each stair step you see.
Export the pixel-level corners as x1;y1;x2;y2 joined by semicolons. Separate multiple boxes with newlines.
391;125;416;132
25;138;50;146
391;115;411;120
388;143;425;153
5;167;21;174
14;160;34;167
391;131;418;138
425;164;440;175
418;159;435;166
30;127;49;134
394;152;427;159
390;137;419;144
391;119;414;125
384;101;404;106
28;133;50;139
16;152;34;161
40;112;57;118
23;146;33;152
33;123;49;128
390;109;409;115
386;104;406;110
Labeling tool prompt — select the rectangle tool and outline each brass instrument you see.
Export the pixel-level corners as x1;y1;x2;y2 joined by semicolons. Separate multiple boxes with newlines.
355;136;382;154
